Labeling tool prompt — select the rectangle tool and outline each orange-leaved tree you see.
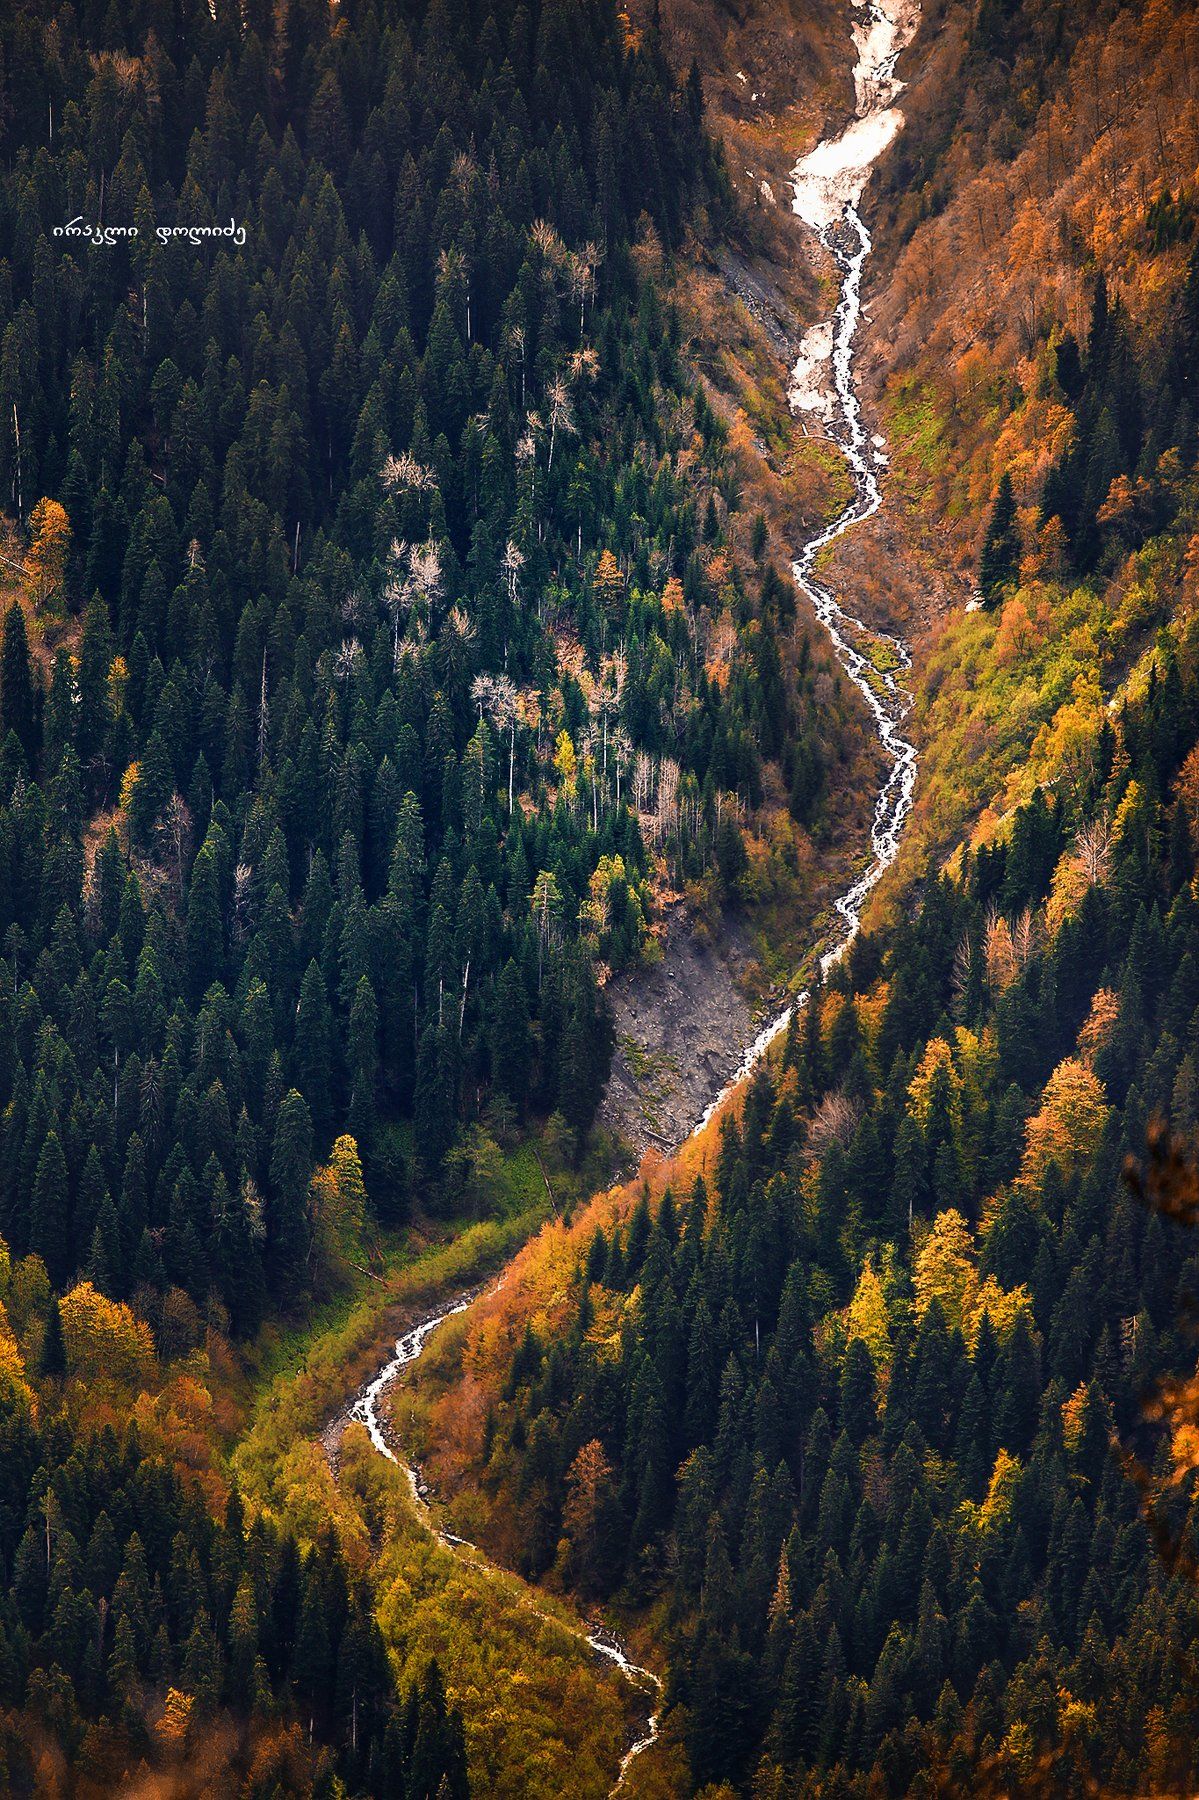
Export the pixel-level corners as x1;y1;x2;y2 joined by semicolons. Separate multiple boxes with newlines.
24;496;71;611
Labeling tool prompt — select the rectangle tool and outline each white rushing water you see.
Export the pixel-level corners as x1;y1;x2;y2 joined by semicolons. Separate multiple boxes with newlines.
345;5;920;1790
790;0;921;961
793;0;920;230
699;0;922;1135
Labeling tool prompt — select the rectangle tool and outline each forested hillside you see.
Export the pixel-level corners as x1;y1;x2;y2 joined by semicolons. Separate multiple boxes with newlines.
0;1292;469;1796
0;0;876;1788
4;0;1199;1792
402;3;1199;1794
847;0;1199;890
871;0;1199;593
450;634;1199;1790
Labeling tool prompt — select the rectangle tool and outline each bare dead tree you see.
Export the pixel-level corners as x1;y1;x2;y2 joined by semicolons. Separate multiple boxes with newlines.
471;671;519;811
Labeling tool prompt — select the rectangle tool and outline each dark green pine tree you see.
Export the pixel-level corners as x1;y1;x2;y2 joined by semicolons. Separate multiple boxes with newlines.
0;602;36;763
490;959;531;1114
293;1562;333;1737
38;1297;66;1378
211;1172;266;1338
408;1660;470;1800
953;1373;990;1501
268;1090;313;1295
295;960;334;1139
414;1019;457;1175
839;1337;877;1445
978;472;1020;606
685;1293;721;1447
334;1601;384;1761
93;828;126;941
30;1130;70;1284
889;1113;929;1234
186;843;224;1001
557;981;613;1153
347;974;379;1148
129;730;174;847
993;1310;1041;1454
87;1198;122;1296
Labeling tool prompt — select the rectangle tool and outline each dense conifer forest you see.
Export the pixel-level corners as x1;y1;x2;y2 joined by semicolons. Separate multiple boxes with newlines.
480;629;1199;1790
0;0;855;1317
0;0;868;1787
2;0;1199;1793
0;0;802;1323
0;1351;469;1795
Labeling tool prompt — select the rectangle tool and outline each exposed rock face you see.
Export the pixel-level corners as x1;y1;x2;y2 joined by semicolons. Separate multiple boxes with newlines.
599;906;767;1158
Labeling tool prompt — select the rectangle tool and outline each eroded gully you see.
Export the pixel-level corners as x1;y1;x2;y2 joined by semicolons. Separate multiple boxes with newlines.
340;3;921;1790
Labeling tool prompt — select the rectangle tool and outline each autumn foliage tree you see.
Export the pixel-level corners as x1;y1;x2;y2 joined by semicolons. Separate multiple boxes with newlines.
24;497;71;611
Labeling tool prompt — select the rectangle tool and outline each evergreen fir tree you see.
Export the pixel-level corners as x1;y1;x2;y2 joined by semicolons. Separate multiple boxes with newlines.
978;473;1020;605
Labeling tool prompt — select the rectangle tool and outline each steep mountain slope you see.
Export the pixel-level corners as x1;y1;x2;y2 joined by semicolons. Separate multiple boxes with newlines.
3;0;1198;1794
397;5;1199;1795
0;0;885;1791
851;0;1199;889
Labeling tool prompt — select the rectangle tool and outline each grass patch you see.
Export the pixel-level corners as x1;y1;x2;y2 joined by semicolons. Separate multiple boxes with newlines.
886;374;950;499
619;1034;683;1137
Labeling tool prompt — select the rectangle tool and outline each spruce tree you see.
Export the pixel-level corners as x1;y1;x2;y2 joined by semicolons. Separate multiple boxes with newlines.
0;603;35;762
295;960;335;1139
490;958;531;1114
186;845;223;1001
30;1130;70;1284
38;1298;66;1378
269;1090;313;1294
978;472;1019;605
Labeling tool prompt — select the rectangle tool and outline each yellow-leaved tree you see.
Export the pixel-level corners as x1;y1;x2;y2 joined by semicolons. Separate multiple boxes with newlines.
979;1447;1022;1530
559;1437;617;1590
907;1037;963;1130
970;1275;1033;1351
59;1281;154;1384
914;1209;977;1332
24;497;71;611
155;1687;194;1748
1077;987;1120;1066
553;728;577;797
915;1212;1033;1348
844;1258;893;1374
0;1297;32;1408
309;1134;368;1288
593;547;624;616
1020;1057;1110;1190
